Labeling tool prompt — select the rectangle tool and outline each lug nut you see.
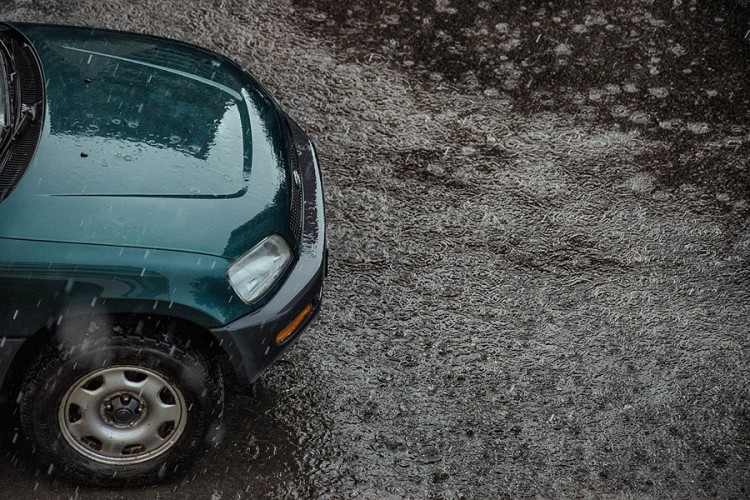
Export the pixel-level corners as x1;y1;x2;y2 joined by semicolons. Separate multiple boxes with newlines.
122;394;131;404
104;404;113;411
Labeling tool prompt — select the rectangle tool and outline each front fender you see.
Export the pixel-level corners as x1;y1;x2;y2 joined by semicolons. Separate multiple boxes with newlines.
0;238;254;340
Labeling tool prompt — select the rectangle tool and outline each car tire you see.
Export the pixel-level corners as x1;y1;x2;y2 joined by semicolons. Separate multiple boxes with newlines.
18;323;223;487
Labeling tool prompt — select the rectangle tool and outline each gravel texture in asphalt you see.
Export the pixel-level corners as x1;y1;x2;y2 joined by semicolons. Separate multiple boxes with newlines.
1;0;749;498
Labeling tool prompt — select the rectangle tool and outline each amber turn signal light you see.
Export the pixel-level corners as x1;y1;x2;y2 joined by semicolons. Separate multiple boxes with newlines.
276;303;313;344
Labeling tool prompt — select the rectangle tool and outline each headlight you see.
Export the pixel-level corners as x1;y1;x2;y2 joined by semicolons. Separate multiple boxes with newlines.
227;234;293;303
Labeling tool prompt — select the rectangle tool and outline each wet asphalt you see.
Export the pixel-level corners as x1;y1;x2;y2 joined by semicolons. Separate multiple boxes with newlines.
1;0;749;498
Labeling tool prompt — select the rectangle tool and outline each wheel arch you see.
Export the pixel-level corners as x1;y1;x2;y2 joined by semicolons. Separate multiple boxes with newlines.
0;310;231;405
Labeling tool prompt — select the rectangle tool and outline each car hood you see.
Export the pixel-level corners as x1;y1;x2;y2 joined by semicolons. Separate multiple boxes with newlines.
0;23;293;261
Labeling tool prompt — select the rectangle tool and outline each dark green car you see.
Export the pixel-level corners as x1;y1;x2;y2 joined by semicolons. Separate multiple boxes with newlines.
0;22;326;486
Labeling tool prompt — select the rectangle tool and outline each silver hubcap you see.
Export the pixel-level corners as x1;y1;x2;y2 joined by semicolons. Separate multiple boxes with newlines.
58;366;187;465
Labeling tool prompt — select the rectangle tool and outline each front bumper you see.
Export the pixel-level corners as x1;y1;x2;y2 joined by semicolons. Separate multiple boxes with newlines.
210;118;326;385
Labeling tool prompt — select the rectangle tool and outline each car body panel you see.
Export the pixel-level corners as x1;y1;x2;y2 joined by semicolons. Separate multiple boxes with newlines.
3;23;294;261
0;237;244;333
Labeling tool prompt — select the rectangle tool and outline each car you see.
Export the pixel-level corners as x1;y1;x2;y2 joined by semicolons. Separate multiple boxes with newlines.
0;21;326;486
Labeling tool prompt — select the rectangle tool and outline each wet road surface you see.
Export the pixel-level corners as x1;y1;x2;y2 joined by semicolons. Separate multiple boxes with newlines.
1;0;749;497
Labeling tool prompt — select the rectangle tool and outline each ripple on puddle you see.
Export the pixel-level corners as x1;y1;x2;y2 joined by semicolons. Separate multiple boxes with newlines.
588;88;604;101
554;43;572;57
659;119;683;131
629;111;650;125
610;105;630;119
687;122;710;134
648;87;669;98
626;172;656;194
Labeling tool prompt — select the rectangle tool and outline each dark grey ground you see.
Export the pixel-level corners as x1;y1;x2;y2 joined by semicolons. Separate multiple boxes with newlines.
1;0;749;498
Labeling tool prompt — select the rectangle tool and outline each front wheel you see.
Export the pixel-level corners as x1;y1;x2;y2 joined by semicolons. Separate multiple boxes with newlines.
19;330;223;487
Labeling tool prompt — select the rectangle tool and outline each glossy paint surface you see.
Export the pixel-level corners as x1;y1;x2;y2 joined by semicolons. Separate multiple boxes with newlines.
1;23;293;261
0;237;243;333
0;23;298;333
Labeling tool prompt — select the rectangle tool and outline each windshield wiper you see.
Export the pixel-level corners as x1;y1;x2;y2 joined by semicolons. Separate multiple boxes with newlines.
12;102;38;139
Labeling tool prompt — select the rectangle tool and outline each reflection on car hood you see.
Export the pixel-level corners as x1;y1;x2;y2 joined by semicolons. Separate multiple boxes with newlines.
0;23;293;261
